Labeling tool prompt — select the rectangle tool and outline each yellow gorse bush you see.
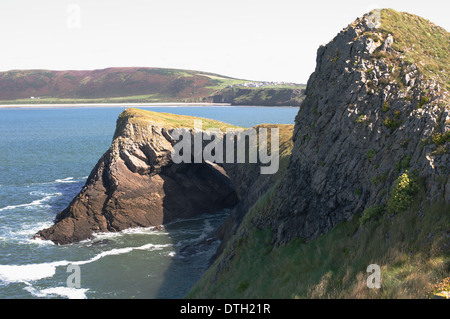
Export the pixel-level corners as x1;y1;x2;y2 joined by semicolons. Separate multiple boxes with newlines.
387;170;420;214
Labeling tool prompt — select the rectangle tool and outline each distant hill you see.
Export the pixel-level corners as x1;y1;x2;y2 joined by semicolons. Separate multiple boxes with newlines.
0;67;305;106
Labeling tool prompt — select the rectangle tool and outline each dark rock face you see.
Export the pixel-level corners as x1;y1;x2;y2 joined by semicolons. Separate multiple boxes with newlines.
211;161;279;259
263;15;449;245
34;121;238;245
210;87;305;106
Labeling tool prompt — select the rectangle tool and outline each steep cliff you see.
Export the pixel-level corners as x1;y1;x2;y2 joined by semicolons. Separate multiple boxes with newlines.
267;9;449;245
32;9;449;298
34;109;241;244
212;124;294;258
210;87;305;106
188;9;449;299
34;108;294;245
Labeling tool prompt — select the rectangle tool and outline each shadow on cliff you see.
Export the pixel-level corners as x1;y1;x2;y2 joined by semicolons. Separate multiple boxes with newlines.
153;163;237;298
153;207;231;298
49;179;86;218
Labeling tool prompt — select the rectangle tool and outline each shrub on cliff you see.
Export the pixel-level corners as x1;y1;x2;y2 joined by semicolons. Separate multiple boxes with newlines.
359;204;385;224
386;170;420;214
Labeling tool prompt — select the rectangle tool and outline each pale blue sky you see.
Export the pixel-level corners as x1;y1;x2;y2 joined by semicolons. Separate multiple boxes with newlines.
0;0;448;83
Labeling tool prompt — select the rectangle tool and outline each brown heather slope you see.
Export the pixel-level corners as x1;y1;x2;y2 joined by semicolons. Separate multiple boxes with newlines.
0;67;242;101
0;67;305;105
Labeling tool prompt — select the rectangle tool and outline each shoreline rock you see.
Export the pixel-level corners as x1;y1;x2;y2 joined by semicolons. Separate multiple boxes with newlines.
34;112;239;244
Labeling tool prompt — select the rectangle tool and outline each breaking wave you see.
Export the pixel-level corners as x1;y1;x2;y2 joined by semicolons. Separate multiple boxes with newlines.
0;193;61;212
0;243;172;286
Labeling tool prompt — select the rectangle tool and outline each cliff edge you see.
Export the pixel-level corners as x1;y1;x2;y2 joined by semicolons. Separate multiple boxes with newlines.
34;109;240;244
267;8;449;245
34;108;294;245
188;9;449;299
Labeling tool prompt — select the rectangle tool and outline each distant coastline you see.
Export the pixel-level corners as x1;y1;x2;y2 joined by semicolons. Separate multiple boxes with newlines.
0;67;305;109
0;102;232;109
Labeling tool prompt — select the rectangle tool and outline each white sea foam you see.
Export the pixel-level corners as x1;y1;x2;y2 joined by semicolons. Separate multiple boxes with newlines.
24;284;89;299
122;225;167;234
165;214;216;226
27;176;86;187
0;193;62;212
0;243;172;285
4;221;55;245
203;219;214;233
14;221;54;237
73;243;171;266
189;219;215;243
91;226;169;241
25;236;55;246
0;262;65;283
54;177;76;183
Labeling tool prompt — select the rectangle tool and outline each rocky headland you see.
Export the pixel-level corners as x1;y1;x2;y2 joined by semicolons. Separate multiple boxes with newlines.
34;8;449;298
34;108;294;244
188;9;450;298
34;110;241;244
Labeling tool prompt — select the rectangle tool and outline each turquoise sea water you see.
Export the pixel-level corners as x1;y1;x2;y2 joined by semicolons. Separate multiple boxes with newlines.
0;106;298;299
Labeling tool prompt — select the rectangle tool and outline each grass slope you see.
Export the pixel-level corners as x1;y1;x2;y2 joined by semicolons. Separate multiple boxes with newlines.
0;67;249;103
113;107;242;139
363;9;450;94
188;183;449;298
0;67;305;105
379;9;450;92
187;9;450;299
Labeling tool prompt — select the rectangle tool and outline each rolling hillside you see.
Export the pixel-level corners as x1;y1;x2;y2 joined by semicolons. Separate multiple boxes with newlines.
0;67;304;105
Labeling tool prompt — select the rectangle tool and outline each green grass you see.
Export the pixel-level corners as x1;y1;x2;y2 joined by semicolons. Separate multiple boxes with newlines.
0;95;161;105
381;101;390;113
395;155;412;173
113;108;242;139
386;170;420;214
0;83;305;106
113;109;295;162
188;115;447;300
432;131;450;146
203;77;249;91
187;194;449;298
383;117;402;132
366;150;377;161
359;204;385;225
378;9;450;93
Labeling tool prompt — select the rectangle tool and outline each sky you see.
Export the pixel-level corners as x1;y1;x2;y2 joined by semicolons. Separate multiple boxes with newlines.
0;0;449;84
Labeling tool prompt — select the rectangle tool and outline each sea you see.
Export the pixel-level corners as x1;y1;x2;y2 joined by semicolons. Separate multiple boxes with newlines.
0;105;298;299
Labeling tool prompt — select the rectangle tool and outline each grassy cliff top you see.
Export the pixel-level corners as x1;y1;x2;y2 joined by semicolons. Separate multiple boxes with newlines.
113;108;242;139
371;9;449;93
113;109;295;156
